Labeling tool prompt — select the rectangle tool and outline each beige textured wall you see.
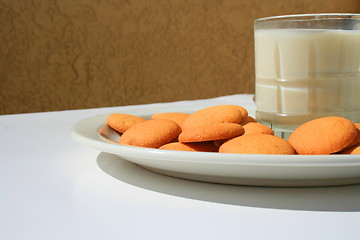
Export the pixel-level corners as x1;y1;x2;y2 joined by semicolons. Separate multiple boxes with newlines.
1;0;360;114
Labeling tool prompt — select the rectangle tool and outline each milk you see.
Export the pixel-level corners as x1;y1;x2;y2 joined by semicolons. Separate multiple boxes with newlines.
255;29;360;133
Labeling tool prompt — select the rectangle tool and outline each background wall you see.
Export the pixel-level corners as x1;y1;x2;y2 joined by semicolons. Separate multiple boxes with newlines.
1;0;359;114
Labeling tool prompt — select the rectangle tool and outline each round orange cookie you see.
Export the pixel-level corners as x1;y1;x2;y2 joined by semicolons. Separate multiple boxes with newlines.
159;142;218;152
243;122;274;135
107;113;146;133
151;112;190;128
179;122;244;143
219;134;295;155
288;116;358;155
120;119;181;148
340;144;360;154
240;116;257;125
182;105;243;129
345;123;360;149
229;105;248;118
214;139;228;147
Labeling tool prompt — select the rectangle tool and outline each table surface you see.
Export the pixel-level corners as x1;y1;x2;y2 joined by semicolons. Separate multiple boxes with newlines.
1;94;360;240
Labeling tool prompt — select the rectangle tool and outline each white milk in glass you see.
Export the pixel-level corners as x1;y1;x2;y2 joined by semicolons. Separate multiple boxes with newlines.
255;29;360;134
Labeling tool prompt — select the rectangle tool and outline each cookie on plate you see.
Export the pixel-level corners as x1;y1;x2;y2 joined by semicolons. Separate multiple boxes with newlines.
345;123;360;149
120;119;181;148
179;122;244;143
159;141;218;152
240;116;257;125
229;105;248;118
243;122;274;135
339;144;360;154
182;105;243;129
107;113;146;133
213;139;228;147
288;116;358;155
219;134;295;154
151;112;190;128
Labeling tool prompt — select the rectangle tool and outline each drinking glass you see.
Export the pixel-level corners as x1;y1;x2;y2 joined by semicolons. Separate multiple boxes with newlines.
254;13;360;138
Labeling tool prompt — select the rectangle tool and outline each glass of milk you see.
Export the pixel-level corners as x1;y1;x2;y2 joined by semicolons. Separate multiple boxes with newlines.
254;13;360;138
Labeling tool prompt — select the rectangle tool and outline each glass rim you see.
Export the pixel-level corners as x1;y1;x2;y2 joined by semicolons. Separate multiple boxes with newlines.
255;13;360;23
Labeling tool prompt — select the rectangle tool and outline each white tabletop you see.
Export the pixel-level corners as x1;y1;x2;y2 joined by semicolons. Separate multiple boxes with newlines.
1;94;360;240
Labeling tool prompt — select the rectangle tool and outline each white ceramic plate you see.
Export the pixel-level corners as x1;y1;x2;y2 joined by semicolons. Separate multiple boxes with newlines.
71;104;360;187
